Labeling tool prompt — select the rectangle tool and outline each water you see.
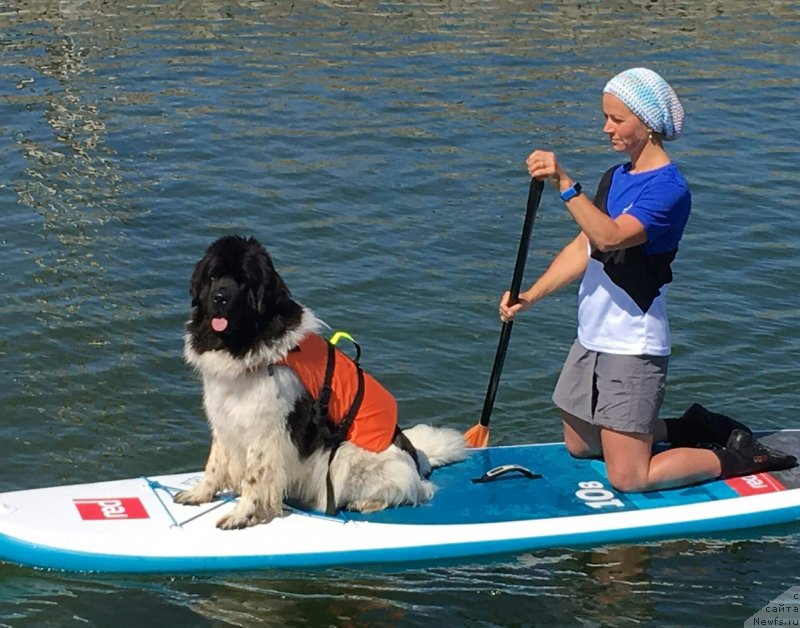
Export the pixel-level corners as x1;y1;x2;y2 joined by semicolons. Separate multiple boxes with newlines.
1;1;799;625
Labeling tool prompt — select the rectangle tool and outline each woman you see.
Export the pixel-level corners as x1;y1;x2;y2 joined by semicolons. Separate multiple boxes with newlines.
499;67;795;491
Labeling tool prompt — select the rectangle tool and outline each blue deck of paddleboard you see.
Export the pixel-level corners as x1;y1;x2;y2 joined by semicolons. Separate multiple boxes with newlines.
339;442;740;525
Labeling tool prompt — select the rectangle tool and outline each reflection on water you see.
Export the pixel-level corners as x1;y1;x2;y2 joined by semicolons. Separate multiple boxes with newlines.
1;0;799;625
4;534;790;626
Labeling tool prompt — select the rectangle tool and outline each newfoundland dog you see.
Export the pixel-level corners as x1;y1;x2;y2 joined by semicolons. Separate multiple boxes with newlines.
175;235;467;529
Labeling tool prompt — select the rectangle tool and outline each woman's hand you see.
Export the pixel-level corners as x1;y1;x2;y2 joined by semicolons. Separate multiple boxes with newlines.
526;149;564;187
499;290;533;322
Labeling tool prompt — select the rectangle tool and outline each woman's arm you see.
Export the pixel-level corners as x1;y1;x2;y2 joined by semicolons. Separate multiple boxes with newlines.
559;177;646;252
527;150;647;252
499;231;590;322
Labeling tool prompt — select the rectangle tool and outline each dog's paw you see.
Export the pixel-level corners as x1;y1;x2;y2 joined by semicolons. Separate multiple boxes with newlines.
215;503;281;530
347;499;389;513
173;485;216;506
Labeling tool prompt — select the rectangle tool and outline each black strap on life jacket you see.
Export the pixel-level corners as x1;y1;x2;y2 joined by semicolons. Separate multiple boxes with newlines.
312;341;337;440
317;340;366;515
392;425;421;474
590;165;677;313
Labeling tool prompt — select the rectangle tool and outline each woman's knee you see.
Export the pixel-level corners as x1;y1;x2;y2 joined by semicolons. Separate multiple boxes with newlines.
565;439;602;460
606;467;650;493
601;429;655;492
562;412;602;459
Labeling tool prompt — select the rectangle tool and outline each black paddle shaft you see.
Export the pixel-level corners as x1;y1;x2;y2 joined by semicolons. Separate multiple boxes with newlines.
478;178;544;428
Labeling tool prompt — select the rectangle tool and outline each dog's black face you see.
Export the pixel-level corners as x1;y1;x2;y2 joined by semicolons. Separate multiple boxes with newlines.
187;235;304;357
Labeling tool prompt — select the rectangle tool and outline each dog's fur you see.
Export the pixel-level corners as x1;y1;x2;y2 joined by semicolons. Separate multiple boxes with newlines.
175;235;467;529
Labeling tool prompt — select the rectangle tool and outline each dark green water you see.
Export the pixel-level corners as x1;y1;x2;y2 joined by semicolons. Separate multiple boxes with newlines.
1;1;799;625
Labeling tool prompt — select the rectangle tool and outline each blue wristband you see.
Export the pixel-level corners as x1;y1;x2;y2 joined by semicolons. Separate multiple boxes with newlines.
560;182;582;202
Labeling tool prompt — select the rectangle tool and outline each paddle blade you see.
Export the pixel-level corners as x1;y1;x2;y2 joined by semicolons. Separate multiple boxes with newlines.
464;423;490;448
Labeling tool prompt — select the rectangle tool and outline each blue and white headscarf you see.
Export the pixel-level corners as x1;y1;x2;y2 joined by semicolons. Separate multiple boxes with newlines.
603;68;684;141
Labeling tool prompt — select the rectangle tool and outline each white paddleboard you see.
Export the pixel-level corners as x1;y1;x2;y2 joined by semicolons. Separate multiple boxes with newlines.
1;430;798;573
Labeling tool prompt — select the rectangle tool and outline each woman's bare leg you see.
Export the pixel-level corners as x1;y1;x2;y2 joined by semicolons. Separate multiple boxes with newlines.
600;428;721;492
562;411;603;459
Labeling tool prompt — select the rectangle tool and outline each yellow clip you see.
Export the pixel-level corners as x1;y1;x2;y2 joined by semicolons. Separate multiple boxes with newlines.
329;331;361;363
330;331;356;346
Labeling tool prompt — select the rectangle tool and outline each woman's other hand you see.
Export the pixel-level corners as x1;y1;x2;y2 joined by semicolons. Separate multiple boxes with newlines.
499;290;532;322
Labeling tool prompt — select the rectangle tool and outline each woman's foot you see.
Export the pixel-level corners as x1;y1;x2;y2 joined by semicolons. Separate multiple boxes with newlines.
715;429;797;478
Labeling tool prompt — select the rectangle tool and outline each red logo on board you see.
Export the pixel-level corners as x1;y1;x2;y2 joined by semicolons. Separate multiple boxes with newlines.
73;497;150;520
724;474;786;497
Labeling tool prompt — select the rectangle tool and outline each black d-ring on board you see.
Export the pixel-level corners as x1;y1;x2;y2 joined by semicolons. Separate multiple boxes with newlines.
471;464;542;484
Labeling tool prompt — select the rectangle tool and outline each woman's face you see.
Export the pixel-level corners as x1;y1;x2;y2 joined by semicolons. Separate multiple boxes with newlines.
602;93;650;155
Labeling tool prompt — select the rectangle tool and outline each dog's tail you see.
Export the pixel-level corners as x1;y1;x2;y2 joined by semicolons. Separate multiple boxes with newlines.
402;424;468;470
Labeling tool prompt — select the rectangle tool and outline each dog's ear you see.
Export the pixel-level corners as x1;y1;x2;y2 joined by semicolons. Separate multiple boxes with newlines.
189;254;211;307
246;282;264;314
243;246;295;317
261;274;292;316
250;263;290;316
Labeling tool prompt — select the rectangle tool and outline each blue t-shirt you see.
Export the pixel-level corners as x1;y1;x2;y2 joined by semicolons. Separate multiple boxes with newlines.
577;162;692;356
606;162;691;255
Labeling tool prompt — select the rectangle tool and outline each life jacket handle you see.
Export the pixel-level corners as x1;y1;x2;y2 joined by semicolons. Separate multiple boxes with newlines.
329;330;361;364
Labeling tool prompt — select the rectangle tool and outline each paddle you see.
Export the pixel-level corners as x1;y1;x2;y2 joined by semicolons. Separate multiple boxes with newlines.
465;177;544;448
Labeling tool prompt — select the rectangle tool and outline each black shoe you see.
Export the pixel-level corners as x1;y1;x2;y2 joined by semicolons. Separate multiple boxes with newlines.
716;429;797;478
664;403;752;448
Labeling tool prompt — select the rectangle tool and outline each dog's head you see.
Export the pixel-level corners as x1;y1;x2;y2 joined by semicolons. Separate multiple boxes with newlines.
188;235;303;356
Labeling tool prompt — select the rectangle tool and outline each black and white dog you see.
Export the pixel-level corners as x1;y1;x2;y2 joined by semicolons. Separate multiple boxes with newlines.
175;235;467;529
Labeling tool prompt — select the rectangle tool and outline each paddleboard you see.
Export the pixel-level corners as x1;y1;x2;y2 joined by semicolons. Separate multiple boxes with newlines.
1;430;798;573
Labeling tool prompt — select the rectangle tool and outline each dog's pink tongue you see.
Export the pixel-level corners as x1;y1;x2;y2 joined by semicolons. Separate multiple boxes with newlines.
211;317;229;333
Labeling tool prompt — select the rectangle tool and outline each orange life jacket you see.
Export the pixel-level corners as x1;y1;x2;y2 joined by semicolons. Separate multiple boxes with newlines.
278;333;397;453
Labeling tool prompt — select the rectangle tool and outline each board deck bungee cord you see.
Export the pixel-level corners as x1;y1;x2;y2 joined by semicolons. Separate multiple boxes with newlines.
0;430;798;573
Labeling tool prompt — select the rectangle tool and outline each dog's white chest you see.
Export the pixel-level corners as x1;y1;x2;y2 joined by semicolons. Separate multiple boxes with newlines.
201;365;304;450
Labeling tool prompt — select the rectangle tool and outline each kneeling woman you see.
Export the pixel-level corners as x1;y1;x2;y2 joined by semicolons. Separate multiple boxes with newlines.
499;67;795;491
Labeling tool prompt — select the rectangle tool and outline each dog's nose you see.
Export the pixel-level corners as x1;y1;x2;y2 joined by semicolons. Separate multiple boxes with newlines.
213;290;227;305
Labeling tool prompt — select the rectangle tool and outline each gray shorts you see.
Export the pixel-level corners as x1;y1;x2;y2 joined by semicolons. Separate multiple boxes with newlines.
552;339;668;435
